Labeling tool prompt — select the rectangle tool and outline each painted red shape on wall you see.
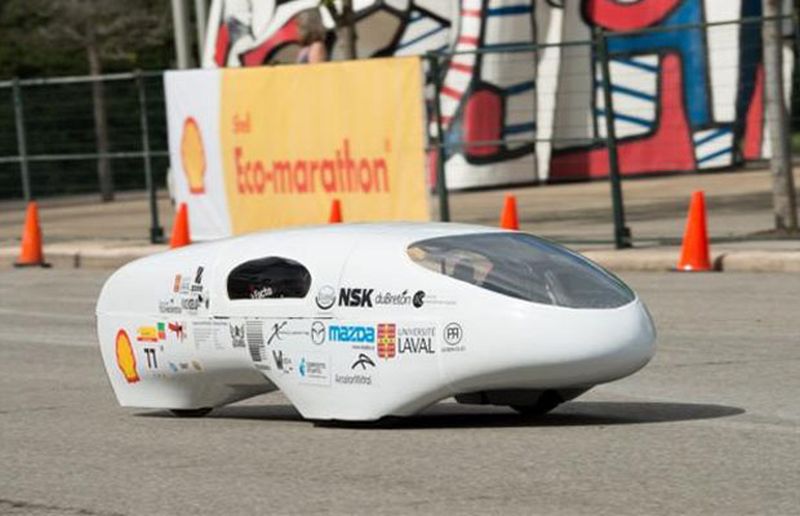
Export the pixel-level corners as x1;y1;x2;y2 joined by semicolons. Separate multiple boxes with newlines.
550;53;695;180
743;64;764;160
464;89;502;158
214;23;230;66
583;0;682;31
427;149;440;188
241;18;300;66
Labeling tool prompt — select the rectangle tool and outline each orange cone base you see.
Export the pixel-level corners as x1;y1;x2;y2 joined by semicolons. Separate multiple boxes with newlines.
14;261;51;268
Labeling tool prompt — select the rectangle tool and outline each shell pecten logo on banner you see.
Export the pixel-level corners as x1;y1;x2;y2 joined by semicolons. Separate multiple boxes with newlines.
218;57;429;233
181;116;206;194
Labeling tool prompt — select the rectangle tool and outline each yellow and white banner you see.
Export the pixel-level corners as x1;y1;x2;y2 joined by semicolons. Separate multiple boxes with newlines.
166;57;429;240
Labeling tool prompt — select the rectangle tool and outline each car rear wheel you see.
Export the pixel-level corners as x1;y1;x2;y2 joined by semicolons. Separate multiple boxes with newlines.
170;408;213;418
510;390;563;416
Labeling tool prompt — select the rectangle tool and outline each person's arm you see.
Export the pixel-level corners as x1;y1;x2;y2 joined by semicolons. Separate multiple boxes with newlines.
308;41;327;63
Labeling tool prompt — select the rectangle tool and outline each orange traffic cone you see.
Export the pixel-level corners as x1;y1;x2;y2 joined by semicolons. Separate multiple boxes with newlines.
328;199;343;223
14;201;50;267
677;191;712;271
170;203;191;248
499;195;519;230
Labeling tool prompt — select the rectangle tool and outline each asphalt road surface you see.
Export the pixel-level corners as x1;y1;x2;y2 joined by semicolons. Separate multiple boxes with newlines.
1;269;798;515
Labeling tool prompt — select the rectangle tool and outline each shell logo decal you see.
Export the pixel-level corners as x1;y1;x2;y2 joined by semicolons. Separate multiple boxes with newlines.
115;329;140;384
181;116;206;194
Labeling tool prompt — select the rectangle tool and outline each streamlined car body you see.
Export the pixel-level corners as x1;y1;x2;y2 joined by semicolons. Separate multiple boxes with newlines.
96;223;656;420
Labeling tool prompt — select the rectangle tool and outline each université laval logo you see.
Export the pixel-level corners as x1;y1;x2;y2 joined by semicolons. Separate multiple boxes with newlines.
377;323;396;359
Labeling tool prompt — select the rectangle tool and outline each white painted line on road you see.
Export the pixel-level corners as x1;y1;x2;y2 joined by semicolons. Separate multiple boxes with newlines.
2;333;97;347
0;307;91;321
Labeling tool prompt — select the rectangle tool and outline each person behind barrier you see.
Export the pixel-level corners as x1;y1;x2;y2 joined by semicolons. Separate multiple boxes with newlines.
296;9;327;64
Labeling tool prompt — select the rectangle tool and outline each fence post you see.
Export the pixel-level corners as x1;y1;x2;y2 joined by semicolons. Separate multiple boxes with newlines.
596;29;632;249
11;77;31;202
428;53;450;222
136;71;165;244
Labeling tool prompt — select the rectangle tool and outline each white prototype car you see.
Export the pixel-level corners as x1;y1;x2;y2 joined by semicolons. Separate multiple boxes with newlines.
96;223;656;420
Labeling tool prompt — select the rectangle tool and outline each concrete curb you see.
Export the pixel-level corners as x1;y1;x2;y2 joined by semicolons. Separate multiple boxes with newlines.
2;243;799;273
583;249;800;273
0;242;168;270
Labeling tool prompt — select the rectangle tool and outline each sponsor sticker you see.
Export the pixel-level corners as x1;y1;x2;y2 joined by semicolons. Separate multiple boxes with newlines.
272;349;293;374
298;353;330;385
397;326;435;354
143;347;158;369
136;325;163;343
161;266;210;315
230;322;246;348
168;321;186;342
328;324;375;351
310;321;326;345
337;288;427;309
377;323;396;359
316;285;336;310
192;320;229;351
335;353;375;386
159;299;182;314
115;329;139;383
246;320;265;362
339;288;374;307
442;322;465;352
376;324;436;359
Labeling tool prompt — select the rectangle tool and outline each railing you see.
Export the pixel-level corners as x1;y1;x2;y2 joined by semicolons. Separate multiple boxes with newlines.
0;15;797;247
424;15;799;247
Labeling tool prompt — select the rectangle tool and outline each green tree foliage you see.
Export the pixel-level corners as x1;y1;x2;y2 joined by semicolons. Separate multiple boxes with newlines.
0;0;174;78
0;0;176;200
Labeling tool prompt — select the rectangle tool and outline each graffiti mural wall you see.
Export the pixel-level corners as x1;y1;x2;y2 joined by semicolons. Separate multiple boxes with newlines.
202;0;795;189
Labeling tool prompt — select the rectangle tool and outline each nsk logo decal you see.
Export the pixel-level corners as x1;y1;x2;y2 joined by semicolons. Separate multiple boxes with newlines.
339;288;373;307
337;288;426;308
328;325;375;343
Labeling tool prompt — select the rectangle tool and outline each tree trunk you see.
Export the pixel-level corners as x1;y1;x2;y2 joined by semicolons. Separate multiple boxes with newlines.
762;0;798;231
87;42;114;202
340;0;357;60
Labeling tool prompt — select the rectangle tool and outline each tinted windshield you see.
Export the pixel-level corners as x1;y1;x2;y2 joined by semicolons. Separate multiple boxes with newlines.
407;233;634;309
